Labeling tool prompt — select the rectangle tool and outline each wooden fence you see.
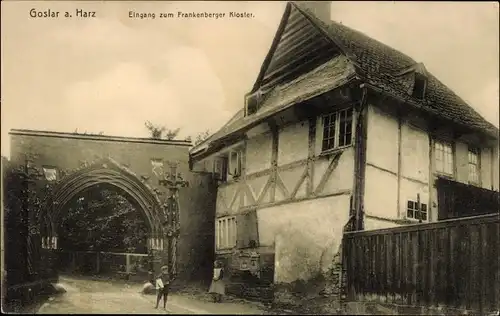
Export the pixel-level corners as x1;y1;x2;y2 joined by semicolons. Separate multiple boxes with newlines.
56;250;151;279
343;213;499;314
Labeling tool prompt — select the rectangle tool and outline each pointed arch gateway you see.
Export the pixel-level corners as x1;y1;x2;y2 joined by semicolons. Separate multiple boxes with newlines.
39;157;167;252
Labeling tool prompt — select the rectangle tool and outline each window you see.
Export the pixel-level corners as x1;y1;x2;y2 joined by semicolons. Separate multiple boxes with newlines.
468;147;480;184
412;73;427;100
41;236;58;249
148;237;164;250
213;157;228;182
245;91;262;116
406;200;428;221
213;147;243;182
42;167;58;181
228;150;242;177
151;159;164;177
321;108;353;152
216;216;237;249
434;141;454;175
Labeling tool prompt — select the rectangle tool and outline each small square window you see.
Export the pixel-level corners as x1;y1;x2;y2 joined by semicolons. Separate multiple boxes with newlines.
406;200;428;222
42;167;58;181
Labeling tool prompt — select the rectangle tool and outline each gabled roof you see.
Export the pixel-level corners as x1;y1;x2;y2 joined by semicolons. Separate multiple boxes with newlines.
191;1;498;157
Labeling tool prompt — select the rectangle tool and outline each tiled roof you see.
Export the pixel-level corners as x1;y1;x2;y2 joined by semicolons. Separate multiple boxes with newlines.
294;2;498;138
191;2;498;156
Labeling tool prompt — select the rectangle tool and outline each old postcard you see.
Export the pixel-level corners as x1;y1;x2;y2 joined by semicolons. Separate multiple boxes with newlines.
1;1;499;314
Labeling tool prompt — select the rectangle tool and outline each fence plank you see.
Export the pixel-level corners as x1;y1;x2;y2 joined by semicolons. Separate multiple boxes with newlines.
429;229;437;307
470;224;480;312
357;236;365;300
402;232;410;305
448;226;457;307
490;222;500;311
384;233;391;303
396;232;403;304
479;223;486;315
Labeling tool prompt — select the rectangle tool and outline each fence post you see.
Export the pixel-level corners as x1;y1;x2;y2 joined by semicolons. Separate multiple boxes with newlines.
71;252;76;272
96;252;100;274
126;254;131;273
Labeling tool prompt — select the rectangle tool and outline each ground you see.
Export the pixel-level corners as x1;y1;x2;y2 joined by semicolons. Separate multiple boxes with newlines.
17;276;269;314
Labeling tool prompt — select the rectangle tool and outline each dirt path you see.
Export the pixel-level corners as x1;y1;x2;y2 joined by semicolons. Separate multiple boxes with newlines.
34;276;268;314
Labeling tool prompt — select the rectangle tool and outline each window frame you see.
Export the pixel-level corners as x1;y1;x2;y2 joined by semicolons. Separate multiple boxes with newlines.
216;216;237;250
212;141;245;183
228;149;243;178
405;200;428;222
434;139;455;177
42;166;58;182
213;156;228;182
320;107;354;153
467;146;481;185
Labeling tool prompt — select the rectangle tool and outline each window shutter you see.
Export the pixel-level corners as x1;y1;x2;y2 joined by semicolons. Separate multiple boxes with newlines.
236;214;247;249
237;150;243;176
236;210;259;249
246;210;259;248
221;157;228;181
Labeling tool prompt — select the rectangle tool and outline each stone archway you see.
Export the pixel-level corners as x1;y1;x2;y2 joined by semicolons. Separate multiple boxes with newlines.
36;157;171;278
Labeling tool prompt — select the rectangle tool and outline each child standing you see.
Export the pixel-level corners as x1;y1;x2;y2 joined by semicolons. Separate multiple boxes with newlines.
155;265;170;310
208;260;225;303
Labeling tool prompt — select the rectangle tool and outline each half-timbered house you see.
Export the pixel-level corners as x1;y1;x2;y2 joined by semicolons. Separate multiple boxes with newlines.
190;1;499;300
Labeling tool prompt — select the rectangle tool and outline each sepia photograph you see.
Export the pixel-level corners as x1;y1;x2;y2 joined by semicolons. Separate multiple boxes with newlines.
1;0;499;314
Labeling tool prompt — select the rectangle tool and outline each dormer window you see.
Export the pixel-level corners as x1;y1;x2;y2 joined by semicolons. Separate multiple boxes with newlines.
245;90;263;116
395;62;428;100
412;72;427;100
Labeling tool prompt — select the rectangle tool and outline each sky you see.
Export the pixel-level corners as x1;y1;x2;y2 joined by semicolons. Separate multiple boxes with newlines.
1;1;499;158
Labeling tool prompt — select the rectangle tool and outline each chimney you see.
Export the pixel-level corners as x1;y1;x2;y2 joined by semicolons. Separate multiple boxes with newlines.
296;1;332;23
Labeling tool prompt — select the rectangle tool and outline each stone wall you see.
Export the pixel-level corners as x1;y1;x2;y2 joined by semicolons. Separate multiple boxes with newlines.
272;243;344;311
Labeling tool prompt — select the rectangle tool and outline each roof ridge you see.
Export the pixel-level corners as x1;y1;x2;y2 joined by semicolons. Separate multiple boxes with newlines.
293;2;417;72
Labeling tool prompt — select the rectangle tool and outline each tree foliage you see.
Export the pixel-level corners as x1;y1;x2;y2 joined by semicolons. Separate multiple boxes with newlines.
144;121;211;145
145;121;180;140
59;186;148;253
194;129;211;146
3;154;46;285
